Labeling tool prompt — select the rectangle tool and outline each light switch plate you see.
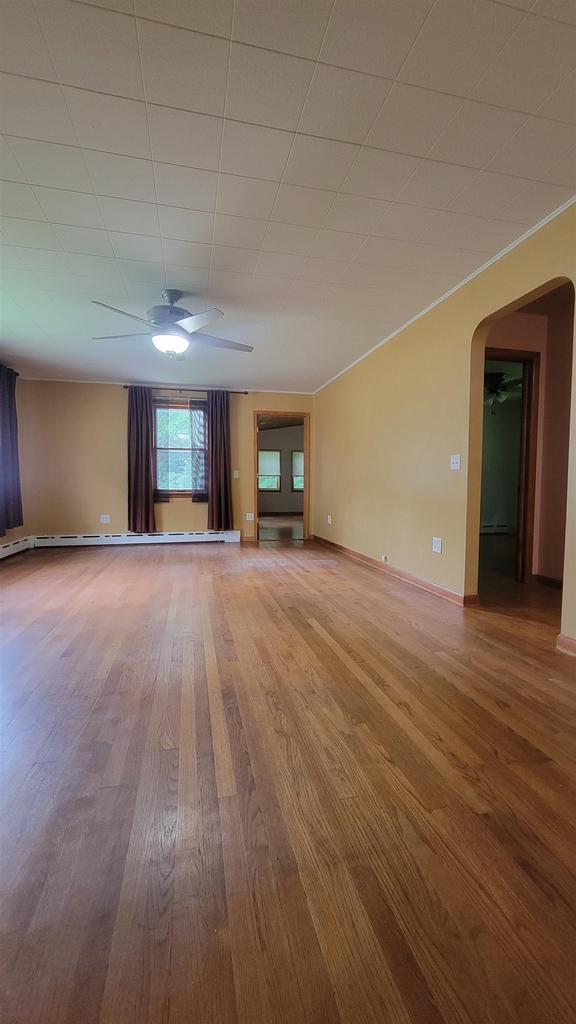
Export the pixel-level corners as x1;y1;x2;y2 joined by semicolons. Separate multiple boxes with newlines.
233;469;239;479
327;514;332;525
432;536;442;554
450;453;461;471
100;514;110;524
246;512;254;521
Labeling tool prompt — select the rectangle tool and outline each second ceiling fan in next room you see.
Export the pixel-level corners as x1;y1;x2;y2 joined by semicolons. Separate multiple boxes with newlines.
91;289;254;359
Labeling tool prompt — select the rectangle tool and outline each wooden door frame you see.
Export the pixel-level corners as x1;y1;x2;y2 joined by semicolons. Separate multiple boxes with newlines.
484;347;540;582
253;411;311;540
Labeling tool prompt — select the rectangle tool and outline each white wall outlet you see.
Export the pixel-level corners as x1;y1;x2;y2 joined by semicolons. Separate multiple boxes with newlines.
327;514;332;525
246;512;254;521
432;536;442;554
100;514;110;524
450;453;461;471
233;469;240;479
381;554;388;563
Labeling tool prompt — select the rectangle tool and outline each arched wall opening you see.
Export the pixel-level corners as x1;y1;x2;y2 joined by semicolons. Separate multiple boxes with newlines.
465;278;575;633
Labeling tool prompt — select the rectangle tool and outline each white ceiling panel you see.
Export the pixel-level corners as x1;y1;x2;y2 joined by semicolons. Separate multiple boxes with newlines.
0;0;573;391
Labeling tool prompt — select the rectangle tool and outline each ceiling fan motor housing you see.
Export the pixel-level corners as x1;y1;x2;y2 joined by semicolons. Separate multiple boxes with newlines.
147;304;191;326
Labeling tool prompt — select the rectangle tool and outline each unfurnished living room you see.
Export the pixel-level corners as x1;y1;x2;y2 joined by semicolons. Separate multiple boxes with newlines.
1;2;576;1022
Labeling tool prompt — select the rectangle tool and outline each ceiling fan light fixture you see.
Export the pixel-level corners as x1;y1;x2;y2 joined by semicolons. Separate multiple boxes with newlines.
152;333;190;356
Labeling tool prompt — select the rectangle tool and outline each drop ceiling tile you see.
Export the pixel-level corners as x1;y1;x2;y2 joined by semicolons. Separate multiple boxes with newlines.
158;206;214;242
366;84;463;157
399;0;521;95
36;1;143;98
284;136;359;191
0;74;77;145
99;196;160;235
3;246;73;273
77;0;134;11
83;151;155;202
319;0;432;78
373;203;438;241
117;259;166;282
0;216;62;249
55;224;113;256
487;117;576;179
446;169;528;218
323;193;390;233
7;138;93;191
0;137;25;181
537;70;576;124
161;238;212;267
531;0;576;21
0;1;56;78
220;121;294;181
299;65;392;144
211;245;259;273
226;43;314;130
271;184;335;226
217;174;279;219
213;214;267;249
397;159;478;207
472;15;576;112
255;251;304;277
69;253;126;278
497;179;575;221
417;209;526;252
135;0;234;35
161;265;210;292
108;231;163;262
307;228;365;260
62;89;151;159
233;0;332;58
154;163;217;210
429;101;528;168
342;148;421;202
147;106;222;171
261;221;317;255
0;181;47;220
297;257;349;284
33;188;104;228
542;145;576;188
138;20;228;114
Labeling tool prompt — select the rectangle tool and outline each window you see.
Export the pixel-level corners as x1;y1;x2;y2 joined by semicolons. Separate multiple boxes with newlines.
154;401;208;498
292;450;304;491
258;449;281;491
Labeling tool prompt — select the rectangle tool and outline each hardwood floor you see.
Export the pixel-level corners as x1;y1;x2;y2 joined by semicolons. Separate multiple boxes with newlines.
1;541;576;1024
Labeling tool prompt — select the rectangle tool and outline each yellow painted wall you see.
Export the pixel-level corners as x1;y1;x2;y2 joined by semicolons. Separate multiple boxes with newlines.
313;205;576;641
10;381;312;541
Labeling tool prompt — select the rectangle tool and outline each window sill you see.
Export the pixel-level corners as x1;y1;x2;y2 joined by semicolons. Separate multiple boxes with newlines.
154;492;208;503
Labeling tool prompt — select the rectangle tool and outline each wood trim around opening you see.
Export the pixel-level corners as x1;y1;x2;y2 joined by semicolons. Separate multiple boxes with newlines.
253;411;310;540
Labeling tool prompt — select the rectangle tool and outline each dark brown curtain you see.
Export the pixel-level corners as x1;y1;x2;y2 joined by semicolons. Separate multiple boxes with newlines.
128;386;156;532
0;363;23;537
207;390;233;530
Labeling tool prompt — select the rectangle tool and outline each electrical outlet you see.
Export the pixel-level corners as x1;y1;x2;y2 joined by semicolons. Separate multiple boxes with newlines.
233;469;240;479
246;512;254;521
100;514;110;524
450;453;461;471
432;536;442;554
327;514;332;525
381;554;388;563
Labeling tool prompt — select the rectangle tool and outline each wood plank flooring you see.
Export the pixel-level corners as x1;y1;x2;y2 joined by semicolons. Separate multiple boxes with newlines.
1;541;575;1024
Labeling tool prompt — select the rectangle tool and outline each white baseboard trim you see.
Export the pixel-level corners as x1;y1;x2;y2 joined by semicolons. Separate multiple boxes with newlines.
0;530;240;560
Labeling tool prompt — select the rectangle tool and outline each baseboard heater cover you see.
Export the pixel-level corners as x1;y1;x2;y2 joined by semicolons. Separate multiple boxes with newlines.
0;530;240;559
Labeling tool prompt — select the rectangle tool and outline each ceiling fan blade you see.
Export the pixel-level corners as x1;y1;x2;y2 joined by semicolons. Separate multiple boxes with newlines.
191;331;253;353
177;308;224;333
92;300;152;327
92;332;151;340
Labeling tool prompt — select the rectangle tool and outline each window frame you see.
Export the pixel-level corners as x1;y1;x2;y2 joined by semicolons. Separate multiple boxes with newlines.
257;449;281;492
291;449;304;492
153;399;208;501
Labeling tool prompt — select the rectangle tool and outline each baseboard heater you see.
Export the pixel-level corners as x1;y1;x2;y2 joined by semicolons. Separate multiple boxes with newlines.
0;530;241;560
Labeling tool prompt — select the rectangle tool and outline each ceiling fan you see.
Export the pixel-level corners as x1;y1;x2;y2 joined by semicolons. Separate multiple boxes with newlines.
91;289;253;358
484;370;523;414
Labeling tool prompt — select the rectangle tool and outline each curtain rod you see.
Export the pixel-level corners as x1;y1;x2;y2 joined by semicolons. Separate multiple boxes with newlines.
122;385;248;394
